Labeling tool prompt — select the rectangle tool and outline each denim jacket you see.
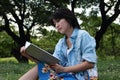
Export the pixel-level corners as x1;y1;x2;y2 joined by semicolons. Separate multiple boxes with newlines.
53;28;97;80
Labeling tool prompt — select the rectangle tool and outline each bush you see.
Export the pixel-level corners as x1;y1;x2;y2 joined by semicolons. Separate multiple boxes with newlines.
0;32;14;57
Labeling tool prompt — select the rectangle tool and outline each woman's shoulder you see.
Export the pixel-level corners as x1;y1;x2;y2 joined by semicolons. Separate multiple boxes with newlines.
56;37;65;46
78;29;89;34
77;29;90;36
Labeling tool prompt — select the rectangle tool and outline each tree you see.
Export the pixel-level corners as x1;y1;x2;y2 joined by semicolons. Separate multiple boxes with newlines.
95;0;120;49
0;0;68;62
0;0;119;62
0;0;31;62
48;0;120;50
70;0;120;49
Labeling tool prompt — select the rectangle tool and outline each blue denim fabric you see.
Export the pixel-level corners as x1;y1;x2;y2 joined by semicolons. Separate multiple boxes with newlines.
53;28;97;80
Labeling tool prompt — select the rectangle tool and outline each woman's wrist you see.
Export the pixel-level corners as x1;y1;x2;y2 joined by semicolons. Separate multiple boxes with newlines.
62;67;68;73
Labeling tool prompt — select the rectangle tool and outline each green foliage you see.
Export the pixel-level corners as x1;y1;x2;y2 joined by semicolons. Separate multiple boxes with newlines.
78;11;120;57
76;0;99;8
27;0;68;26
80;14;101;36
31;29;63;54
97;23;120;57
0;32;14;57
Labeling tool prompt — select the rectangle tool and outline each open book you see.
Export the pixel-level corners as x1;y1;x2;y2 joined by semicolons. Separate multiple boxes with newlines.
25;41;60;64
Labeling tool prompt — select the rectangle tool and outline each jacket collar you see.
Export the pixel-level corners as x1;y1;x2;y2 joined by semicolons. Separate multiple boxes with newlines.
62;28;79;42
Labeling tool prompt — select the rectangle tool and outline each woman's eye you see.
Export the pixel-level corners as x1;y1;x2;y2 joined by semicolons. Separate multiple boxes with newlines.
56;19;60;22
53;19;61;26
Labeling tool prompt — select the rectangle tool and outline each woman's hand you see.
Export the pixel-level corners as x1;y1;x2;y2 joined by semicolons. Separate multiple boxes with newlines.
50;64;65;73
20;46;27;56
20;46;39;63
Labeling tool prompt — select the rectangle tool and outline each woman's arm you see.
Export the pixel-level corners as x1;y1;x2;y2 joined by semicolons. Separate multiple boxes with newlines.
63;61;94;73
50;61;94;73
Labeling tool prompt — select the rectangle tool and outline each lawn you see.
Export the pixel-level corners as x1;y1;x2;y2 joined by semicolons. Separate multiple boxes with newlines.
0;57;120;80
0;57;36;80
97;57;120;80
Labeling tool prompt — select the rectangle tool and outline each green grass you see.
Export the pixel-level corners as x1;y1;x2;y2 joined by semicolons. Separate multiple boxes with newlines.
98;57;120;80
0;57;120;80
0;57;36;80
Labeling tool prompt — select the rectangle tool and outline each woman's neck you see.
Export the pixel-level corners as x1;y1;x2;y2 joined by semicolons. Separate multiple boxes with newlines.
66;27;74;38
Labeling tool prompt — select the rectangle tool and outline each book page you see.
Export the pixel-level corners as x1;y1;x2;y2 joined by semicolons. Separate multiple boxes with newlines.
25;41;31;48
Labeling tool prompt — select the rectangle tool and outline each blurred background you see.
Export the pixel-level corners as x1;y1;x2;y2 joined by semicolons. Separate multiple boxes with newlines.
0;0;120;80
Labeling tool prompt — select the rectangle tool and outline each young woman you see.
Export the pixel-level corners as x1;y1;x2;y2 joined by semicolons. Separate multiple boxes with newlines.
19;8;97;80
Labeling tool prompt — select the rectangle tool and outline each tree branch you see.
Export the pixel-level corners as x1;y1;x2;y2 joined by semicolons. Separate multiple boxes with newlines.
99;0;107;22
3;14;20;44
105;4;112;14
107;0;120;25
114;0;120;13
71;0;77;13
0;25;5;31
45;0;61;7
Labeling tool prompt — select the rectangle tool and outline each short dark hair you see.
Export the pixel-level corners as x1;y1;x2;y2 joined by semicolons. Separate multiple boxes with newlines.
50;8;80;29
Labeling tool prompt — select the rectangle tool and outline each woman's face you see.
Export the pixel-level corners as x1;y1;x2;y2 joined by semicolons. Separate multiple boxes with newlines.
53;18;71;34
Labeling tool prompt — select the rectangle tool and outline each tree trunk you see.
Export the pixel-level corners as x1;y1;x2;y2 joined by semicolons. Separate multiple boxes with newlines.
11;45;28;63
